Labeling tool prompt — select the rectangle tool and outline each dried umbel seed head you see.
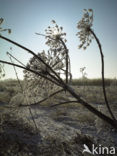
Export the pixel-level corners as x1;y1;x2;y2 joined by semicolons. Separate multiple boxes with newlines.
23;50;65;101
45;20;67;49
24;51;48;76
76;9;94;50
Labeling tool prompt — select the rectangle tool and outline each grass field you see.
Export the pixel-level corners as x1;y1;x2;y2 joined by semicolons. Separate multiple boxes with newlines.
72;78;117;86
0;78;117;104
0;78;117;125
0;78;117;155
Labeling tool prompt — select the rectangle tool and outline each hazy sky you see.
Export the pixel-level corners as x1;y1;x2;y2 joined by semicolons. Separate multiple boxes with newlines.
0;0;117;79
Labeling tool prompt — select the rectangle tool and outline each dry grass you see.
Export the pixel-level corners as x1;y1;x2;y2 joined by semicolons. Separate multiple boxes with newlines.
73;85;117;104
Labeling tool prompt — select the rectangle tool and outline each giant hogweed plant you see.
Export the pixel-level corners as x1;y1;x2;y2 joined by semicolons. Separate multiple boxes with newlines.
0;9;117;129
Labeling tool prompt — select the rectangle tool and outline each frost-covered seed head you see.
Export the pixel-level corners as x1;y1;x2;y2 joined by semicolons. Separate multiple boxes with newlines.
76;9;94;50
45;20;67;49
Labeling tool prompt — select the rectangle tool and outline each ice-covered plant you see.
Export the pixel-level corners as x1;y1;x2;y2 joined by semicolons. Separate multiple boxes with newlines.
76;9;93;50
45;20;67;49
23;21;71;102
76;9;116;120
36;20;71;84
23;50;65;102
0;10;117;130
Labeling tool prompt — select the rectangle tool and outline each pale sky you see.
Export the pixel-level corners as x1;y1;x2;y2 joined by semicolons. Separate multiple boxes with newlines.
0;0;117;79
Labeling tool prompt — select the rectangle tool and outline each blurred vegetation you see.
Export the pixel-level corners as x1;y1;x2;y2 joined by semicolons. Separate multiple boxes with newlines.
72;78;117;86
0;78;117;104
0;79;22;103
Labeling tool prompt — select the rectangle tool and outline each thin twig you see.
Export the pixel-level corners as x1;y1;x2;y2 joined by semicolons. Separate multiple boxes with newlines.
8;55;23;91
35;33;56;41
19;89;64;107
51;100;78;107
0;59;60;86
7;51;60;86
7;52;26;67
8;53;38;131
0;35;64;84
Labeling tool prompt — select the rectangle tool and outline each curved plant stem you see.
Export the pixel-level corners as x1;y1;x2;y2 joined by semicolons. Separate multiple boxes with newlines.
0;35;117;129
62;84;117;129
20;89;64;107
0;35;64;84
51;100;78;107
0;60;60;86
59;38;69;84
90;28;116;120
36;33;70;84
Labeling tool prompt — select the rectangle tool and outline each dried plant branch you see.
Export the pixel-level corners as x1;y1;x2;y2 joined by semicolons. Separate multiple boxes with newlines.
51;100;78;107
89;28;116;121
7;51;26;67
19;89;64;107
59;38;69;84
77;9;116;122
8;54;38;131
0;59;60;86
1;58;117;129
7;53;24;91
62;84;117;129
0;35;63;84
0;16;117;129
36;33;70;84
35;33;55;41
